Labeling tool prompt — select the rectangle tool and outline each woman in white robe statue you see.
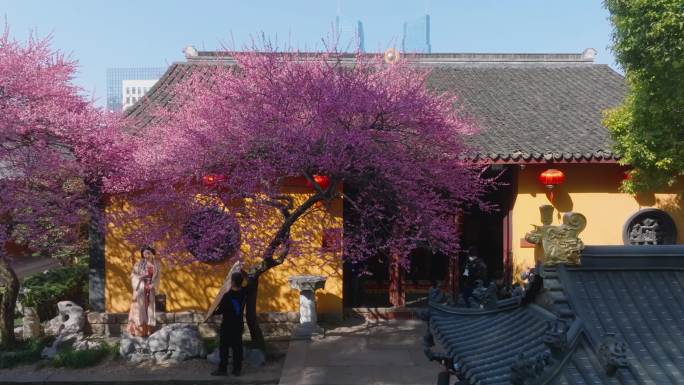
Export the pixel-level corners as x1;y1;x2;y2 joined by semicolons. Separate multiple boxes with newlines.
127;246;161;337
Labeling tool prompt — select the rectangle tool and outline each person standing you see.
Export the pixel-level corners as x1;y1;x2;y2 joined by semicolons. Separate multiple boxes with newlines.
461;246;488;307
211;271;247;376
127;245;161;337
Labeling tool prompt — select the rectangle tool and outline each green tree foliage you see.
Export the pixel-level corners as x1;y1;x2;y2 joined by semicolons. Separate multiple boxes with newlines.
603;0;684;192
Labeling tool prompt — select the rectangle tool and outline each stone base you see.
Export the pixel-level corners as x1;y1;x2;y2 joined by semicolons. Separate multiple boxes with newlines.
85;311;299;340
292;323;324;340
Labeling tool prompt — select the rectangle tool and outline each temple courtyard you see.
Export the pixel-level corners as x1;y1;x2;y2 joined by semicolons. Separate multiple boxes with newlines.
0;319;437;385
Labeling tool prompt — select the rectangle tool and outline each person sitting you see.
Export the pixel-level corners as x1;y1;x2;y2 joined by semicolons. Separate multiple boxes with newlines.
210;272;246;377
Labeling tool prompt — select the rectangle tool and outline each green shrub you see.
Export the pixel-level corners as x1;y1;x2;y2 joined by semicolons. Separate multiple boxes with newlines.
19;262;89;321
204;337;219;353
51;342;115;369
0;337;52;369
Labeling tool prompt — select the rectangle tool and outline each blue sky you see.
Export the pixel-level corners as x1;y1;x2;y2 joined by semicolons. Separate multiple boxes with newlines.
1;0;617;106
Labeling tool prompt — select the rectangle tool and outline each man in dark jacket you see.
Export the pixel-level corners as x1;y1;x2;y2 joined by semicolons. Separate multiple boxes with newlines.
211;272;246;376
461;246;488;307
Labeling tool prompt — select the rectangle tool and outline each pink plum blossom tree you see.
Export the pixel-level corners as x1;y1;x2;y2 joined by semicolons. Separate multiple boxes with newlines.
0;28;123;346
107;49;490;349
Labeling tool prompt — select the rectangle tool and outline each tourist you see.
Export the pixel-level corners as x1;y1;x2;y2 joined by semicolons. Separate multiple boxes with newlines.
211;271;247;377
127;245;161;337
461;246;488;307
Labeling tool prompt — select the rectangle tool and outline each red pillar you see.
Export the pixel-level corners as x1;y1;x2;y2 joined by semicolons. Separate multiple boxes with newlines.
389;256;405;307
444;212;462;301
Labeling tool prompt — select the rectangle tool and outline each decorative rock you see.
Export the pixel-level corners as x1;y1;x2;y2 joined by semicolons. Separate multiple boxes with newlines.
13;326;22;340
119;333;147;357
207;348;220;365
89;323;106;336
73;337;103;351
44;301;85;336
245;348;266;367
41;332;81;358
288;275;327;339
168;324;206;359
120;323;206;364
41;302;88;358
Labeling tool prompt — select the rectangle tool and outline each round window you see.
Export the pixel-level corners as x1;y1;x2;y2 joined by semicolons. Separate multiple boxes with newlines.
182;209;241;264
622;208;677;245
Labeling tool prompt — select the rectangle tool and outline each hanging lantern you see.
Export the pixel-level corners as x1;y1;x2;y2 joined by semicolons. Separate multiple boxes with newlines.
202;173;226;188
538;169;565;190
306;175;331;190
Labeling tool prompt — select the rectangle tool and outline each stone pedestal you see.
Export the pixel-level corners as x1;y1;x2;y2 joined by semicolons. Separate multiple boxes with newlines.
288;275;326;339
22;307;42;340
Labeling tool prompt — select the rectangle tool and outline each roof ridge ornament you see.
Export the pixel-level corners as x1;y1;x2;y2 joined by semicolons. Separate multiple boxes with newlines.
543;319;569;356
598;333;629;376
183;45;199;59
525;205;586;266
511;350;553;385
582;48;597;61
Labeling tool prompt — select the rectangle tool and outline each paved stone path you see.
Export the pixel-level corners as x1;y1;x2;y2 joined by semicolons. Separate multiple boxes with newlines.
278;320;440;385
0;342;287;385
11;257;60;279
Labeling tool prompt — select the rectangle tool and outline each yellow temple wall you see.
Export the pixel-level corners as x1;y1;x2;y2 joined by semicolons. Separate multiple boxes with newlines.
511;164;684;276
105;185;344;316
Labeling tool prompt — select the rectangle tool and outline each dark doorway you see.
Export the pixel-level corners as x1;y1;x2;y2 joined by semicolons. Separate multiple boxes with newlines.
343;165;516;308
459;166;515;284
343;254;392;308
404;248;448;307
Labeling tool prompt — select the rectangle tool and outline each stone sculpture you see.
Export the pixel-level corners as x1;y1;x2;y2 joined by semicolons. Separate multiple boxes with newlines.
525;205;586;266
22;306;41;340
41;301;101;358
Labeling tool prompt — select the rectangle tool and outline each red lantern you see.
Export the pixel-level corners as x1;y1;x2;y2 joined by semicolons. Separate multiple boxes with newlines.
306;175;330;190
202;173;226;187
538;169;565;190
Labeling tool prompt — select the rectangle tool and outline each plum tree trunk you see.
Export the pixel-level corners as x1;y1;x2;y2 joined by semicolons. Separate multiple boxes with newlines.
245;275;265;351
240;177;334;352
0;256;19;347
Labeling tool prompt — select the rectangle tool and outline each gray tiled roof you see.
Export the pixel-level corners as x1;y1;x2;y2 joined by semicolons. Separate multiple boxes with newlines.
558;249;684;385
124;52;626;163
426;65;626;163
427;246;684;385
429;304;555;385
553;339;627;385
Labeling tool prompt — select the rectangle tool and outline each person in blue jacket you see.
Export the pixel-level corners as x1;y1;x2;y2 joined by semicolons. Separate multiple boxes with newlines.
211;271;246;376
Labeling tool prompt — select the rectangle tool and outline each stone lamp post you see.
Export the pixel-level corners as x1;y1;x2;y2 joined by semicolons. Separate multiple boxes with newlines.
288;275;327;339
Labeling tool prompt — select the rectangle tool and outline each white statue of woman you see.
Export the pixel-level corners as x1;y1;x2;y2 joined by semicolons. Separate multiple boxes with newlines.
127;245;161;337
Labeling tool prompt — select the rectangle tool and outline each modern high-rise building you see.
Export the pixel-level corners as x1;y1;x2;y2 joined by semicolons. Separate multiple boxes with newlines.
335;16;365;52
402;14;431;53
106;67;165;111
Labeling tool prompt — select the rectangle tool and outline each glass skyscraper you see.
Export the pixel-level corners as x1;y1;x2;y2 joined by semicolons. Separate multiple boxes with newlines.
106;67;166;111
335;16;365;52
402;15;431;53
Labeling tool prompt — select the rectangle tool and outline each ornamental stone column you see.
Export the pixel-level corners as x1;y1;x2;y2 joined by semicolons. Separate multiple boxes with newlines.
288;275;326;339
